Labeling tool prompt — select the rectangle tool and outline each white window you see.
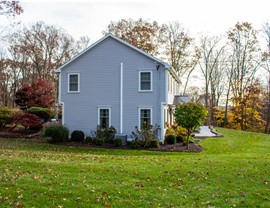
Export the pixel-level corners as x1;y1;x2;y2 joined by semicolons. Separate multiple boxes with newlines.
139;108;152;130
98;108;111;128
68;73;80;92
139;71;152;91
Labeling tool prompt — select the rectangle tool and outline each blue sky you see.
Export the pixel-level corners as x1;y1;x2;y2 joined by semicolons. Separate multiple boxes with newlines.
15;0;270;42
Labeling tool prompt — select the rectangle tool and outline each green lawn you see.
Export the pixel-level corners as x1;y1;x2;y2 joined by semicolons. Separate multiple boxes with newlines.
0;128;270;207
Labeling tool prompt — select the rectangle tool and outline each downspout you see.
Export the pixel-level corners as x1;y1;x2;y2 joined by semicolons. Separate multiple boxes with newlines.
120;63;123;133
160;68;169;144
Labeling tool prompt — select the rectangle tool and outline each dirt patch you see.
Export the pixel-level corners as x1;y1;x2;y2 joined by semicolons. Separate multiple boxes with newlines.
55;140;203;152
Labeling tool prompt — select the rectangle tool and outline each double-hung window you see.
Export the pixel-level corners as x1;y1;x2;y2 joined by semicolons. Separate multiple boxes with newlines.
99;108;110;128
68;73;80;92
139;108;152;129
139;71;152;91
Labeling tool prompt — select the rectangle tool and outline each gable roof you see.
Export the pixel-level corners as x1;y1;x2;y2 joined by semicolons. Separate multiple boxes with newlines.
55;33;171;72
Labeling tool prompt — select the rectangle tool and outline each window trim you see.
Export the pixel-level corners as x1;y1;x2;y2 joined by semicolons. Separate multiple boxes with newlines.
68;73;80;93
138;70;153;92
138;107;152;130
98;107;111;128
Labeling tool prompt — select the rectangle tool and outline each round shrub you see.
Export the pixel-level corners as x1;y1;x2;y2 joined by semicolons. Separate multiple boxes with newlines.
166;134;176;144
114;138;122;147
0;106;18;128
28;107;51;122
71;130;85;142
44;124;69;143
150;139;160;148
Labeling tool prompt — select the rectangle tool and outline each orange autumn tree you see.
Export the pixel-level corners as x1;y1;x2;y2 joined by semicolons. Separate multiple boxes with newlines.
229;81;265;131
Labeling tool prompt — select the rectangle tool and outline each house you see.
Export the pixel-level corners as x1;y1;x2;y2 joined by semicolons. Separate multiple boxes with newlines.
55;33;181;143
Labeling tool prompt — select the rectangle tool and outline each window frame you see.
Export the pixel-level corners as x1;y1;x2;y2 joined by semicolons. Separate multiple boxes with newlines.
138;70;153;92
98;107;111;129
138;107;152;130
68;73;80;93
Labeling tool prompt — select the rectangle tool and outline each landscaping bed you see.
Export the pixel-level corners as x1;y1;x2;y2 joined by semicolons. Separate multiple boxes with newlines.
0;127;203;152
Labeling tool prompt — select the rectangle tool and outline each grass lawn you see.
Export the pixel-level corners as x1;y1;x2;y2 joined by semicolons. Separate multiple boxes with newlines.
0;128;270;208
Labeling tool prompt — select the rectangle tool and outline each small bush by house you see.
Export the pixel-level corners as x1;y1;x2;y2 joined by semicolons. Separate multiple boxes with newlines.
71;130;85;142
166;134;176;144
44;124;69;143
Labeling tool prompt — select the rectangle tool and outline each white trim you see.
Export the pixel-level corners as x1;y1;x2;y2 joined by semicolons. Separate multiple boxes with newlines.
138;70;153;92
120;62;123;133
160;102;167;144
138;107;152;130
55;33;171;72
98;107;111;128
165;70;168;103
68;73;80;93
58;73;62;104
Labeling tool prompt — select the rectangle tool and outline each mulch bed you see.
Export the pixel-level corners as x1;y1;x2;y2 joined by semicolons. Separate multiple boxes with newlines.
0;128;204;152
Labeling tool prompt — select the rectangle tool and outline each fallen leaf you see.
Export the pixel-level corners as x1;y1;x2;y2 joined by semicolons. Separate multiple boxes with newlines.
18;194;23;199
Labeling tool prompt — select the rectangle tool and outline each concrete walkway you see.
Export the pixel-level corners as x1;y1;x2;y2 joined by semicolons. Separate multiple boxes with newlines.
194;126;217;137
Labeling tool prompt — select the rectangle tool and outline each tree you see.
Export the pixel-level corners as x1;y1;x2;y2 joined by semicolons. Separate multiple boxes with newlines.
163;22;199;94
15;79;54;110
197;35;226;124
174;102;207;149
261;21;270;133
103;18;164;55
8;22;76;83
229;80;265;131
227;22;262;130
0;1;23;17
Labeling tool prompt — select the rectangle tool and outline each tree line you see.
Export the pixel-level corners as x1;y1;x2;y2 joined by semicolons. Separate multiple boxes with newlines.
1;1;270;133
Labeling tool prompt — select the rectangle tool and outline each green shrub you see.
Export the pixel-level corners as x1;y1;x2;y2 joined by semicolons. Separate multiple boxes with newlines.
96;126;116;144
150;139;160;148
28;107;51;122
131;139;141;149
85;136;93;144
132;125;158;148
166;134;176;144
114;138;122;147
0;107;18;128
44;125;69;143
183;136;195;146
71;130;85;142
95;138;104;146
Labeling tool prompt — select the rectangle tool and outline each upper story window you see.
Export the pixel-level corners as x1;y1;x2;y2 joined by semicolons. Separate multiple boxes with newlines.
68;73;80;92
139;71;152;91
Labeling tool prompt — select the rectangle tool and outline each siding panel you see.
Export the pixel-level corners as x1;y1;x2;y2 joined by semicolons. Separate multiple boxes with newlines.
60;37;166;137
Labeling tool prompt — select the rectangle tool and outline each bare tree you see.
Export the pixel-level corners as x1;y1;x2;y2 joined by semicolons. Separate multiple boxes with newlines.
197;35;226;123
261;21;270;133
163;22;199;95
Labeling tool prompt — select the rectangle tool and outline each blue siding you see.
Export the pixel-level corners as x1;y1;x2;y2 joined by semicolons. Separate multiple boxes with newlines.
60;37;167;138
